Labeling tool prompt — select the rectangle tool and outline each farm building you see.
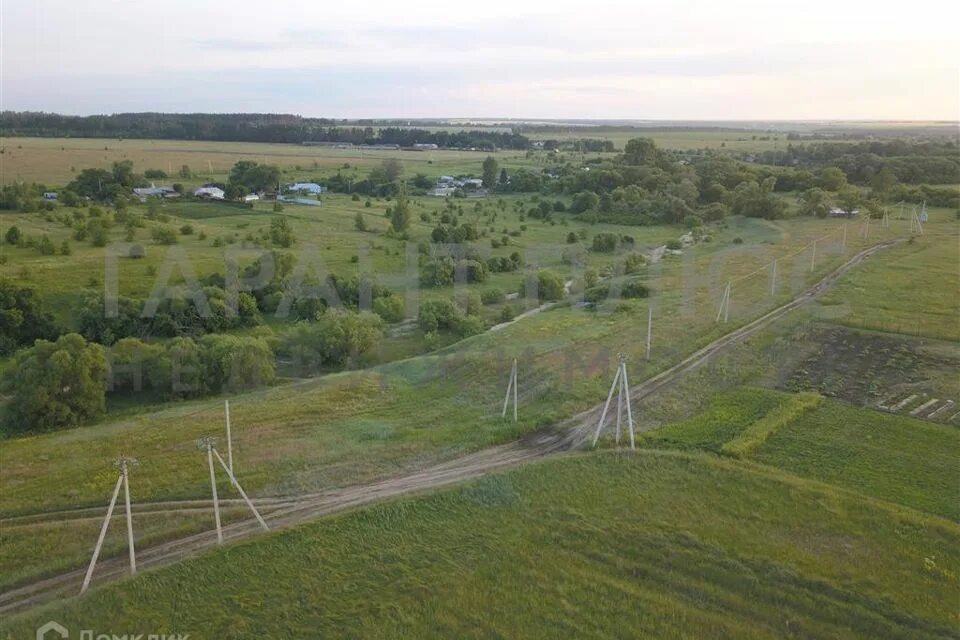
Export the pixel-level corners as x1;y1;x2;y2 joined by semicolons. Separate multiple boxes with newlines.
194;186;225;200
829;207;859;218
243;193;261;202
413;143;439;150
286;182;326;195
43;192;58;200
132;185;178;201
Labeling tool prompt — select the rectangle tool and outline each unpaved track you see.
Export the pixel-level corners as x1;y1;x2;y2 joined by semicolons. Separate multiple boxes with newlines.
0;241;897;616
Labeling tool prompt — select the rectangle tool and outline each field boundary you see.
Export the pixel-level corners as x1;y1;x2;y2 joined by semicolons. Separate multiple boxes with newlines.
721;392;823;458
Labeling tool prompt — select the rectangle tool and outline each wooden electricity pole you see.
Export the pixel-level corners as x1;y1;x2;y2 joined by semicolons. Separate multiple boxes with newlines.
81;457;138;594
224;400;234;474
716;281;731;323
199;437;223;545
501;358;518;422
592;355;635;449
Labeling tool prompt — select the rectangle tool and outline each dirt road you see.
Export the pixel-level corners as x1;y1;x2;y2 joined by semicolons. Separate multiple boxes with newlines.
0;240;897;615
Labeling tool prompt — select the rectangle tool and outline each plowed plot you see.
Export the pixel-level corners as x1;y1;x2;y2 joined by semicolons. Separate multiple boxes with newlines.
780;325;960;410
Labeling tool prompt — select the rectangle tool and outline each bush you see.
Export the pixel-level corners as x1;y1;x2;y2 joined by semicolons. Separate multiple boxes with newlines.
665;240;683;250
180;224;194;235
591;232;618;252
151;226;178;245
418;299;482;338
480;288;506;305
372;295;405;323
622;253;646;274
621;281;651;299
521;270;565;302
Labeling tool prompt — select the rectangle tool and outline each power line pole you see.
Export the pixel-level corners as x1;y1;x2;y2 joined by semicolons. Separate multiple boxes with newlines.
81;456;138;594
224;400;234;474
770;259;777;296
199;437;223;545
810;239;817;272
121;458;136;575
501;358;518;421
716;281;731;323
211;448;269;532
645;306;653;360
592;354;635;449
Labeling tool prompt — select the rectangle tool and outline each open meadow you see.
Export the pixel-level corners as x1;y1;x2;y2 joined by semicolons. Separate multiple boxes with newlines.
0;127;957;637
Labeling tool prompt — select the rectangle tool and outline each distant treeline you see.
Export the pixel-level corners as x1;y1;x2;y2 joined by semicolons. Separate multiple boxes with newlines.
744;140;960;185
0;112;531;150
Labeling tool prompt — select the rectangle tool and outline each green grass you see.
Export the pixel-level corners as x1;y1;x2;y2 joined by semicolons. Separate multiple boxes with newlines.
644;386;960;522
2;451;956;639
751;400;960;521
816;212;960;341
0;210;948;588
638;387;789;453
721;392;822;457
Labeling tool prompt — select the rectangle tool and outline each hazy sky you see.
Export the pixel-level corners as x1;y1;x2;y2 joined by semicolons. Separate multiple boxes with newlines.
3;0;958;120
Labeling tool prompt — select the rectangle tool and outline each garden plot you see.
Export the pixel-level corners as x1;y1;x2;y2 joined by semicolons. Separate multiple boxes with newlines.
779;325;959;421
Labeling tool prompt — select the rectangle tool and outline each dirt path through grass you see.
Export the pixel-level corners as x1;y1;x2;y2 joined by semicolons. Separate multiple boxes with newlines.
0;240;899;615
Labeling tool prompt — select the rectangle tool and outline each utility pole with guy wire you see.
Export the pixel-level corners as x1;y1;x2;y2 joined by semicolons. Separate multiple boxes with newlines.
592;354;635;449
199;435;270;546
224;400;233;474
199;437;223;545
81;456;138;594
716;281;731;323
501;358;518;422
645;306;653;360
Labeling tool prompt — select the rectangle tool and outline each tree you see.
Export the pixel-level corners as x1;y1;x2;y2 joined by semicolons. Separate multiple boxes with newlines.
229;161;280;192
731;178;787;219
499;168;509;186
382;158;403;182
280;311;383;373
3;333;108;432
482;156;499;188
5;225;21;245
870;167;898;200
837;186;863;214
0;279;58;355
522;270;565;302
819;166;848;191
354;212;367;231
570;191;600;214
270;217;294;247
799;188;833;218
622;138;663;166
390;190;411;232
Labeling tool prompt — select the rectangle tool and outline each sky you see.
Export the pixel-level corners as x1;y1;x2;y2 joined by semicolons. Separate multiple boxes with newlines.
2;0;959;120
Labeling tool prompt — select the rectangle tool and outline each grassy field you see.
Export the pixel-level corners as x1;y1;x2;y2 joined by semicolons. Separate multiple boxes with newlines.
642;387;960;521
0;137;570;186
1;206;947;589
527;128;791;153
0;130;790;186
2;446;956;639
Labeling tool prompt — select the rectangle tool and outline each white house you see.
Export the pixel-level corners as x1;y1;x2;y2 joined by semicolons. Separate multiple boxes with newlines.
194;186;225;200
243;193;261;202
286;182;326;195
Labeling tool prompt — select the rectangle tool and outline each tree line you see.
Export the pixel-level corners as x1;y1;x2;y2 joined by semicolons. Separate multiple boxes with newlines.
0;112;531;150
